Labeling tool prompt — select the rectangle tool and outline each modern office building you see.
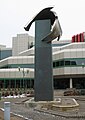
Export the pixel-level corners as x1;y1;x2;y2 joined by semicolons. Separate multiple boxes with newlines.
0;45;12;60
12;34;34;56
0;33;85;89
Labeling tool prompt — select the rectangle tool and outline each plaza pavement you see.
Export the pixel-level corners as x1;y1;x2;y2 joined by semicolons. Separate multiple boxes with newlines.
0;90;85;120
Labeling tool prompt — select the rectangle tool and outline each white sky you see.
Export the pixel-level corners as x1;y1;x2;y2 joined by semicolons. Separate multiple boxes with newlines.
0;0;85;47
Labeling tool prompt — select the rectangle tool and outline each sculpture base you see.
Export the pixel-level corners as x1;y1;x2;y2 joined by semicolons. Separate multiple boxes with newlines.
25;97;79;112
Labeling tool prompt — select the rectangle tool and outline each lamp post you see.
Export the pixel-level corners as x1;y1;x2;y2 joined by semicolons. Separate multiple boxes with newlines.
23;68;25;90
82;62;84;75
18;67;29;90
18;67;25;90
27;70;30;89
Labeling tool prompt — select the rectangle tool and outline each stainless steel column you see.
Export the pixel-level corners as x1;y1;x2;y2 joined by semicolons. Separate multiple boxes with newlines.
34;20;53;101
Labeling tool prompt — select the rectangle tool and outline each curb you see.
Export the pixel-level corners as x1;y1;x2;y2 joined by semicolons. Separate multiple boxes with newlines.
34;108;85;118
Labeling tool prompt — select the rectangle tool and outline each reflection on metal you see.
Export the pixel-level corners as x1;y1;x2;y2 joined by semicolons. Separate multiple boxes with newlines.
42;19;62;43
24;7;62;42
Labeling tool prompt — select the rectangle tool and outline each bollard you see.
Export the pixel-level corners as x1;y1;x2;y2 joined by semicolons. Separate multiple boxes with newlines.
4;102;10;120
0;92;1;100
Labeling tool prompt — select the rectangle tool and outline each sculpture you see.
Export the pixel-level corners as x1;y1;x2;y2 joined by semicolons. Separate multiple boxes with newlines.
24;7;62;42
24;7;62;101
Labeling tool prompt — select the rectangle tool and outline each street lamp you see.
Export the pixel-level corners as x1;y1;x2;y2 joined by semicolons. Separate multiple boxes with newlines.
18;67;29;90
82;62;84;68
82;62;84;75
18;67;25;90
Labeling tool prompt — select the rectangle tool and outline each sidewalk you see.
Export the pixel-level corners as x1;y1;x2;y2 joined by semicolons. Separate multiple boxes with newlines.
0;109;24;120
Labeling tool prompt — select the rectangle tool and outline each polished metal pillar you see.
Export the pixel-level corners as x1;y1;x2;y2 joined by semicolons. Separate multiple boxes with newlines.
34;20;53;101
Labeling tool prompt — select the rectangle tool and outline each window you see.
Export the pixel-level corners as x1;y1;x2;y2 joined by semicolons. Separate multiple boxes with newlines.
59;60;64;66
53;62;56;68
56;61;59;67
70;61;76;65
65;61;70;66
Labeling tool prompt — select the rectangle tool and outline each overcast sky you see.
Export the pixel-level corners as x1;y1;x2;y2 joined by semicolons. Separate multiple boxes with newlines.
0;0;85;47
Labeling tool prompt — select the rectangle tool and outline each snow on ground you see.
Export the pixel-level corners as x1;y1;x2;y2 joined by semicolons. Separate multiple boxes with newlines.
1;94;26;99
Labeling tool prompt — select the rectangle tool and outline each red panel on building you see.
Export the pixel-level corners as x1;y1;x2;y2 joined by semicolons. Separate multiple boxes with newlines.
78;34;81;42
75;34;78;42
72;32;85;43
72;35;75;42
81;33;84;42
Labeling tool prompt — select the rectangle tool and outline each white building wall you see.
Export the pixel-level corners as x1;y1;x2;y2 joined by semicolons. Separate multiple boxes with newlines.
0;68;34;79
0;45;6;49
1;42;85;79
12;34;29;56
12;37;18;56
12;34;34;56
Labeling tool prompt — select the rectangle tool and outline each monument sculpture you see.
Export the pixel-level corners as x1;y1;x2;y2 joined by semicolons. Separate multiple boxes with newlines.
24;7;62;101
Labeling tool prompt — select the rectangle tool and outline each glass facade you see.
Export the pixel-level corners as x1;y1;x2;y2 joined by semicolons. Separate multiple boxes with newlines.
0;57;85;89
54;78;85;89
2;57;85;69
0;78;34;89
53;58;85;68
0;64;34;69
0;50;12;60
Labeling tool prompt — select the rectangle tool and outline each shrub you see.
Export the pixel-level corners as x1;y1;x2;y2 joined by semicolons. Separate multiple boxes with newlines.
4;91;9;97
10;91;13;96
19;91;22;95
14;91;18;96
2;92;5;97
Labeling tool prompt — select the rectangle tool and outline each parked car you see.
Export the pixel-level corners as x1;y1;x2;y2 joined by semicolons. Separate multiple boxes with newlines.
79;89;85;95
64;88;79;96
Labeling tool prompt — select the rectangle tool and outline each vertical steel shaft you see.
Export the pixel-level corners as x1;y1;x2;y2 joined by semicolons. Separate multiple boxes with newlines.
34;20;53;101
